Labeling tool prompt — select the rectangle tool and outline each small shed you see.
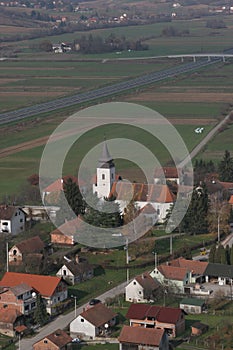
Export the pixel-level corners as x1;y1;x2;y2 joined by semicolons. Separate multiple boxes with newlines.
191;322;209;336
180;297;206;314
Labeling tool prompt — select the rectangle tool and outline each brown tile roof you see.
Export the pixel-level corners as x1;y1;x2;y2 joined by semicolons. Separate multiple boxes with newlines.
0;205;25;220
110;182;175;203
0;308;22;324
14;325;27;333
126;304;183;324
229;195;233;205
81;303;116;327
0;272;62;297
157;264;188;281
168;257;208;275
35;329;72;348
51;217;83;236
119;325;164;346
64;260;92;276
135;272;160;291
154;167;179;179
12;236;44;254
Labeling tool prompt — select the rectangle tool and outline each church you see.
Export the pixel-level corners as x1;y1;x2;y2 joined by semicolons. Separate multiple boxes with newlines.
93;140;176;224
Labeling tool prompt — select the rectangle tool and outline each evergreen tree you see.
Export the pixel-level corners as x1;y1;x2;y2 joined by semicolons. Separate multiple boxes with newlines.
63;177;85;216
218;244;227;264
33;294;49;326
209;245;216;263
182;185;209;234
225;245;231;265
84;193;121;228
230;247;233;265
218;150;233;182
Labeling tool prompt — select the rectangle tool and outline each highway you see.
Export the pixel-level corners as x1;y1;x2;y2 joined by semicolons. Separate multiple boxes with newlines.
0;56;222;126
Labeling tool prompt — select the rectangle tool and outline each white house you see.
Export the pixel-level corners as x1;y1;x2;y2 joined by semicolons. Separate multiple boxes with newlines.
56;255;93;285
125;272;160;303
150;264;190;293
70;303;117;339
0;205;26;235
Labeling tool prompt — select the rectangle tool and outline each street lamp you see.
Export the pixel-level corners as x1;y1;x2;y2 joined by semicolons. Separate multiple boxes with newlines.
71;295;77;318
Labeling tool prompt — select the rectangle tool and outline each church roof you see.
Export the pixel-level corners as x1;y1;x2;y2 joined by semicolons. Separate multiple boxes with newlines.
109;182;175;203
98;140;113;167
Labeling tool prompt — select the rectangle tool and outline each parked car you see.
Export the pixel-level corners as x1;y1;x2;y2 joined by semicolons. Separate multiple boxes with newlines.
72;337;81;343
89;298;101;306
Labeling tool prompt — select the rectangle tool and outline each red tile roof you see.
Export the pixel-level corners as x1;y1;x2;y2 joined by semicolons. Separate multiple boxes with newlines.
34;329;72;348
168;257;208;275
110;182;175;203
119;325;164;346
0;308;22;324
126;304;183;324
12;236;44;254
0;272;62;297
80;303;116;327
43;175;85;193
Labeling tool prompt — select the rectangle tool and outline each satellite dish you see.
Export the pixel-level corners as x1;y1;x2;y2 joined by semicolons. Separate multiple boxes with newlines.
104;323;109;329
32;292;37;298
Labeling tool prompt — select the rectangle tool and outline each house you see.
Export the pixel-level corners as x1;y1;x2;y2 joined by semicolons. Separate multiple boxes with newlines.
118;325;169;350
42;175;85;203
70;303;117;339
0;308;24;337
0;283;37;315
50;217;84;246
125;272;161;303
191;322;209;336
168;257;208;284
93;141;176;223
56;255;93;285
0;205;26;235
180;298;206;314
33;329;72;350
8;235;45;265
126;303;185;337
150;264;190;293
0;272;68;315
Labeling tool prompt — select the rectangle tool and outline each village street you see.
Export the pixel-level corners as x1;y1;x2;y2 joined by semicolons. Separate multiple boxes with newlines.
19;281;128;350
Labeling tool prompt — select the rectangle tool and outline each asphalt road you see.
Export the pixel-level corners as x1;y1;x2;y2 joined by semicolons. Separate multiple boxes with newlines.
20;280;128;350
0;57;221;126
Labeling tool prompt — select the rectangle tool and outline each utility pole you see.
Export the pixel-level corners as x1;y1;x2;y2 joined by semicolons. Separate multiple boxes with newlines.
170;235;173;255
71;295;77;318
6;241;9;272
125;238;129;283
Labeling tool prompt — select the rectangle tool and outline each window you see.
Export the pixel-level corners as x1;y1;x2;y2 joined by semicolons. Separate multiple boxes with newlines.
13;249;17;255
2;222;8;226
102;174;105;180
139;291;142;294
133;281;136;285
81;318;84;322
63;270;67;276
20;219;23;223
15;213;17;216
44;340;48;344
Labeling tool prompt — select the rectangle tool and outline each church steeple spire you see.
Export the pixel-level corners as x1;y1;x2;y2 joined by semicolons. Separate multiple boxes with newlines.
98;139;114;168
